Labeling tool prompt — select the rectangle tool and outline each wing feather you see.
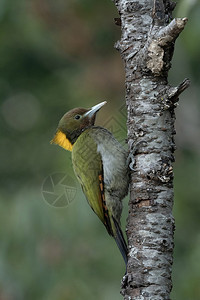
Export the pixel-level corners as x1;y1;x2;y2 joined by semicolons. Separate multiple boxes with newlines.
72;131;112;234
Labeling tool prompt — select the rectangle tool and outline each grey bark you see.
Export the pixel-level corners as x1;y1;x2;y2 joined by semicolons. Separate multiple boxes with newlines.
112;0;189;299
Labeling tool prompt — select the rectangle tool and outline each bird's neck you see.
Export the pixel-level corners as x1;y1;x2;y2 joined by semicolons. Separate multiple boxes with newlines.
66;128;83;145
52;127;89;152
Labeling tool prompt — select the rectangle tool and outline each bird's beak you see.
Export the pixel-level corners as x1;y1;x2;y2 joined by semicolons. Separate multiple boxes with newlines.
84;101;107;118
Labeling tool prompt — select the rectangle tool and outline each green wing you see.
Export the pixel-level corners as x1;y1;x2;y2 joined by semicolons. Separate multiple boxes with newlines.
72;128;128;264
72;130;112;234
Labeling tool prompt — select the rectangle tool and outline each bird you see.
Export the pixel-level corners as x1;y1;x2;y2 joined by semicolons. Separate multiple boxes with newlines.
51;101;129;265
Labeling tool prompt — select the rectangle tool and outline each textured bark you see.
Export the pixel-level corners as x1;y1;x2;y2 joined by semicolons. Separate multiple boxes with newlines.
112;0;189;299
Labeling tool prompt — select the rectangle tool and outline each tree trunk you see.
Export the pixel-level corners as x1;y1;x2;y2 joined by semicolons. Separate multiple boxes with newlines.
112;0;190;299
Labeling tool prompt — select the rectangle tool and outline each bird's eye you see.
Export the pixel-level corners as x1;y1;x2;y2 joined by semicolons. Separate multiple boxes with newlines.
74;115;81;120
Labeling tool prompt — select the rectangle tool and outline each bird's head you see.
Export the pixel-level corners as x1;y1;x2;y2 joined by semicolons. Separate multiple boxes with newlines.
51;101;107;151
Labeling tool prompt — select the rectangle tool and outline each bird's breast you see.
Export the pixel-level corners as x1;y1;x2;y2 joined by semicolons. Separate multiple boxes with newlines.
97;142;127;187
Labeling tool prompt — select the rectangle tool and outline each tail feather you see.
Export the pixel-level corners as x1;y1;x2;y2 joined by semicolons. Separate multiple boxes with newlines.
112;217;128;265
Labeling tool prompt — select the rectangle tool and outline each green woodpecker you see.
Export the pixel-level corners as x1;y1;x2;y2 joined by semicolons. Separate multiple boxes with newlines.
51;101;129;264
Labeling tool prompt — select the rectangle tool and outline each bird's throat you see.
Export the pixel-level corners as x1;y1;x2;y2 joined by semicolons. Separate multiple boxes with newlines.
51;130;73;152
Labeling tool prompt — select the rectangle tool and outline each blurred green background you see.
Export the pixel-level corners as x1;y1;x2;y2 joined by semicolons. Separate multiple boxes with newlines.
0;0;199;299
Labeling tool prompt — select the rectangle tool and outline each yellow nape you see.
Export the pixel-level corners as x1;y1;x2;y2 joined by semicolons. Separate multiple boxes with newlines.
50;130;73;152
